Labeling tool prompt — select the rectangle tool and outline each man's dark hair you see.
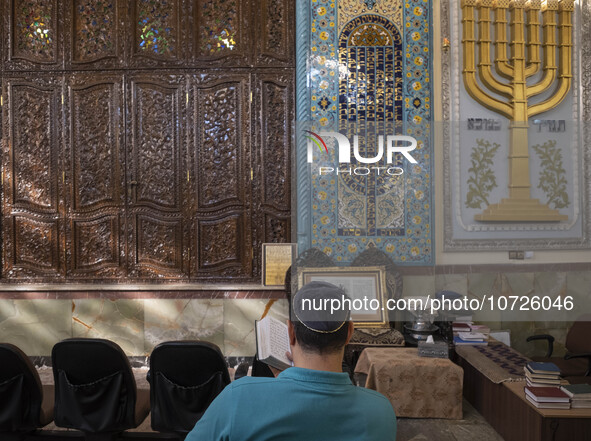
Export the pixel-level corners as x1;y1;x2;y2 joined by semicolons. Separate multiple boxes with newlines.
290;319;350;354
289;281;351;354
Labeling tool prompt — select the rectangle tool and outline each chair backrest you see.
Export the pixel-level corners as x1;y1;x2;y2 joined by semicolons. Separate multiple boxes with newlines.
149;341;231;433
52;338;137;433
566;314;591;354
251;354;274;378
0;343;44;432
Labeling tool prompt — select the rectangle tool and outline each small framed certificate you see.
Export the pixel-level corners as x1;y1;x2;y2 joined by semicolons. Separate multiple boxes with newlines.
262;243;297;287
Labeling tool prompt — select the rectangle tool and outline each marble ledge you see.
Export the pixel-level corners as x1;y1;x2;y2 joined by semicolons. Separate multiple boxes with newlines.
0;290;287;300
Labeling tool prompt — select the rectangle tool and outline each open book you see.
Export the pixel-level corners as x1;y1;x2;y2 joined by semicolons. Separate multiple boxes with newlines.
255;316;292;371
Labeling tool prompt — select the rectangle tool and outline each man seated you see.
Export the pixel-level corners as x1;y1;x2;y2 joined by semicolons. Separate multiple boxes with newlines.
186;281;397;441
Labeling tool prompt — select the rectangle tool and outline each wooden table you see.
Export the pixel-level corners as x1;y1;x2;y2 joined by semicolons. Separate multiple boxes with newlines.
504;381;591;440
456;349;591;441
354;347;463;419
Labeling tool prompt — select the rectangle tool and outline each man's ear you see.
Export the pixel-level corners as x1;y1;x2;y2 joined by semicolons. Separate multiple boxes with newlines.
344;321;355;345
287;320;297;346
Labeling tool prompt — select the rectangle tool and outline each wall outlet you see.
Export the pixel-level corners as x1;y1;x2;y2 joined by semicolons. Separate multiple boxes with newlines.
508;251;525;260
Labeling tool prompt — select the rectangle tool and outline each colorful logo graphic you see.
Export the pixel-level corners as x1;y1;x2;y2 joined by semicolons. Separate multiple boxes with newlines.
304;130;329;155
306;131;418;164
304;131;418;177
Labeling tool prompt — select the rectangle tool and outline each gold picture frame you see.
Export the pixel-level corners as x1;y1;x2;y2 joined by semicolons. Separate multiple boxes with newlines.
262;243;297;287
297;266;388;328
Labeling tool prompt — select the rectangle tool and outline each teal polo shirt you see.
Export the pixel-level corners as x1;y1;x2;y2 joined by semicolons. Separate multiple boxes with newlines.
186;367;397;441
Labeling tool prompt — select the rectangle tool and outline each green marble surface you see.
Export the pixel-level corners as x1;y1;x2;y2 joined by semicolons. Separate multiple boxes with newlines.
144;299;224;353
467;273;500;299
401;275;435;298
502;272;534;297
0;299;71;355
0;269;588;359
566;271;591;312
72;299;145;356
435;274;468;295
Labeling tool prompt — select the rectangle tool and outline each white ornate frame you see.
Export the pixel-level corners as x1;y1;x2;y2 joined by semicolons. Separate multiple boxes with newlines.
440;0;591;250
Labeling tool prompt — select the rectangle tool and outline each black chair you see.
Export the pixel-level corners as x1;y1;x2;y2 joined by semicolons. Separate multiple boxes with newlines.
527;314;591;380
251;354;274;378
0;343;54;441
52;338;150;441
148;341;231;437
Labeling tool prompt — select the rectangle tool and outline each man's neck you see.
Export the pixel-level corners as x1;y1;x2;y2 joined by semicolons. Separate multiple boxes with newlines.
292;348;344;373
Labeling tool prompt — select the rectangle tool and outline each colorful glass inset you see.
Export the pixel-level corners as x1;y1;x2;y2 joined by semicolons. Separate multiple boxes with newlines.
74;0;115;61
15;0;54;60
199;0;237;55
137;0;174;55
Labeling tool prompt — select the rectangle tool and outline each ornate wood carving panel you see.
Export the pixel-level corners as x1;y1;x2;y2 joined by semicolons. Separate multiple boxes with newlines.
65;74;125;277
254;0;294;67
137;215;184;270
0;1;294;283
4;0;64;70
64;0;126;70
12;216;60;273
192;74;252;279
252;72;293;275
2;77;64;278
71;215;120;272
196;214;246;274
193;0;250;66
130;0;187;67
127;74;189;278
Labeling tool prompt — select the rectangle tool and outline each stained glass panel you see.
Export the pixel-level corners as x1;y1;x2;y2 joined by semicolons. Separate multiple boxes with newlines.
137;0;175;55
197;0;237;55
14;0;55;61
74;0;116;62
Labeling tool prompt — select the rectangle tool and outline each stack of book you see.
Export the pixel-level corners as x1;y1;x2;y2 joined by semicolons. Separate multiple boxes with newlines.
453;331;488;346
451;315;473;331
560;384;591;409
452;322;471;333
469;324;491;336
525;362;561;387
524;386;571;409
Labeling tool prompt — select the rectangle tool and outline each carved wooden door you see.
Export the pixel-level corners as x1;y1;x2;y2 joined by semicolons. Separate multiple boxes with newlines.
253;0;294;67
64;73;126;279
191;73;252;280
126;74;190;279
251;72;293;275
2;76;65;279
0;0;294;283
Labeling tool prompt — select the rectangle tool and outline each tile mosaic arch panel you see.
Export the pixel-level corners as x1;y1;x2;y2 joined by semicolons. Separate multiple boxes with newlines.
296;0;433;265
338;14;404;237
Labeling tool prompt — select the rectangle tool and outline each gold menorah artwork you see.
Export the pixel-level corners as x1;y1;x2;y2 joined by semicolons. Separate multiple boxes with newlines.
462;0;573;221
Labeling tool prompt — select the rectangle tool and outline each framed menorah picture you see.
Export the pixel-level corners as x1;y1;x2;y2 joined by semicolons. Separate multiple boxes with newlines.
441;0;591;249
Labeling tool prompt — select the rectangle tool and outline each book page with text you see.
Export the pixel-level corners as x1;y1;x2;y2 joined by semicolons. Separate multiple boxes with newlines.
268;317;291;366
